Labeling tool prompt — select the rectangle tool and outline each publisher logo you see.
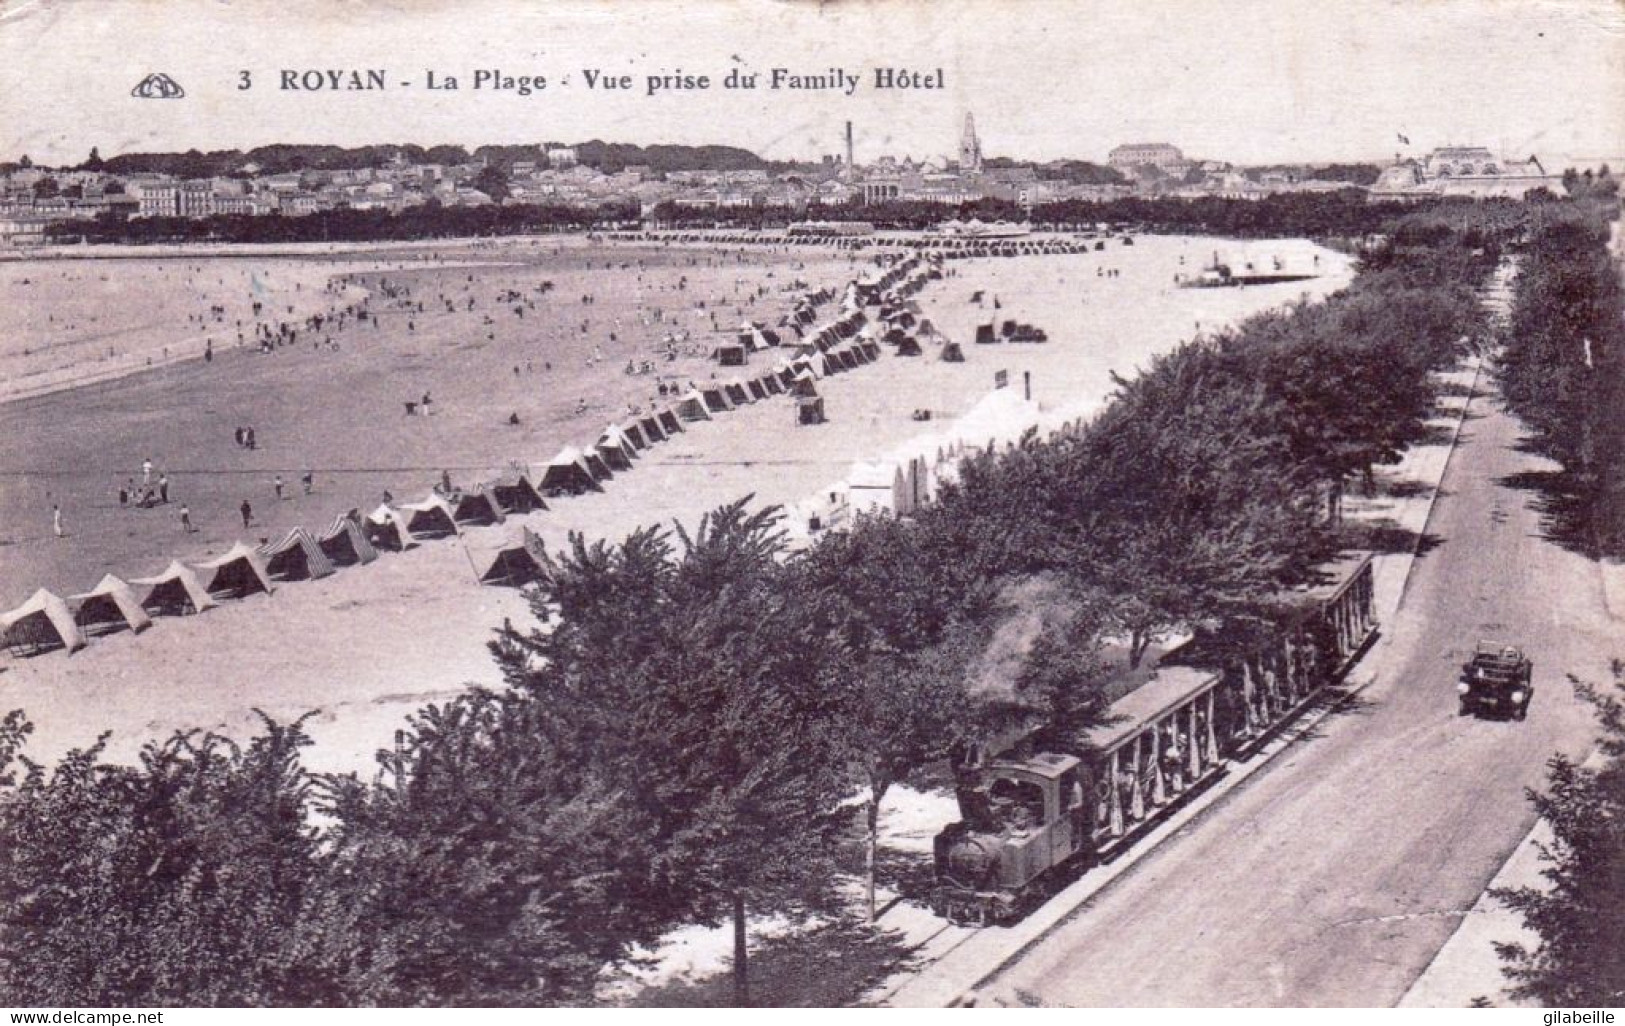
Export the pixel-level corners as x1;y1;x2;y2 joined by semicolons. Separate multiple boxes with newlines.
131;73;185;99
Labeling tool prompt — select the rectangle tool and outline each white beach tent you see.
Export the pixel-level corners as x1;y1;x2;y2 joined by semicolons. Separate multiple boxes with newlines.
69;574;153;636
193;541;276;600
132;561;219;617
1;588;88;655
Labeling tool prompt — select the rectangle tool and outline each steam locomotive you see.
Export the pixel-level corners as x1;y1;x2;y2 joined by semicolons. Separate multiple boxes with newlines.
932;553;1377;925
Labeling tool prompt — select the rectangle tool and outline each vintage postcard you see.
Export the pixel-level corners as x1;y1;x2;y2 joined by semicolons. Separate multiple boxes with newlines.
1;0;1622;1014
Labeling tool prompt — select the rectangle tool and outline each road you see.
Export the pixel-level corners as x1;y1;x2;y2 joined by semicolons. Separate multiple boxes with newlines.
981;380;1621;1007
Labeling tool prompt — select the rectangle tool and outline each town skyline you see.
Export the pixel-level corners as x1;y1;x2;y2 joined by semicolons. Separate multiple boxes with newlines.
2;0;1621;170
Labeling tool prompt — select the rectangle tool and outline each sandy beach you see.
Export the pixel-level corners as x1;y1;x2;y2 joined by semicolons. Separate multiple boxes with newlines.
0;233;1352;777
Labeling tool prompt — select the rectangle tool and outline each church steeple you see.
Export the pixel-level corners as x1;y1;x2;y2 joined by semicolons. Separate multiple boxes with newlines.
960;113;983;173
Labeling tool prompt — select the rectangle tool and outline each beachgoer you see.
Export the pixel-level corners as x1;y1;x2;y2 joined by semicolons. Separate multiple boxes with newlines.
441;469;452;494
240;499;252;528
158;474;170;503
302;471;313;495
382;489;394;504
118;483;129;507
52;504;64;539
246;427;256;450
234;426;244;447
274;475;284;500
180;505;193;532
142;458;153;483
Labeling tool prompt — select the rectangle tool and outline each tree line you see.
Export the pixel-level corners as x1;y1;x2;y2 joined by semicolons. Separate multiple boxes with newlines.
0;211;1508;1007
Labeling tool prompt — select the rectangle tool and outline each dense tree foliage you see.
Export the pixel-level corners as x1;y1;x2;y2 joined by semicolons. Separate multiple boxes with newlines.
1497;207;1625;555
1493;662;1625;1006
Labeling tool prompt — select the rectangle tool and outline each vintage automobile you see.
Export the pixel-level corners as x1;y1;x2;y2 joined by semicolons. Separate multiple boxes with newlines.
1457;641;1533;720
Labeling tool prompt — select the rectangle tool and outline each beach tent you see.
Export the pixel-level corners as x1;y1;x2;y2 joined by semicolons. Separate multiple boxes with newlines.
675;390;713;422
975;322;999;344
465;528;546;588
581;448;614;483
69;574;152;637
595;435;636;473
834;347;861;370
656;408;684;436
399;494;461;538
363;504;419;552
540;446;601;495
723;379;753;406
796;395;826;425
194;541;276;600
2;588;89;655
746;377;770;401
638;414;668;444
132;561;218;616
318;513;379;566
941;341;965;363
259;526;335;581
758;373;784;396
894;335;923;357
617;421;650;451
700;384;734;414
451;488;506;527
488;473;547;515
789;371;821;398
714;342;748;367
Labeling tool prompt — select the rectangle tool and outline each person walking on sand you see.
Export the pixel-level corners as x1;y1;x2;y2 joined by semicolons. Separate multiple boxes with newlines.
273;475;284;500
180;504;193;533
52;503;64;539
118;481;129;507
142;457;153;484
240;499;253;529
302;470;313;496
158;474;170;504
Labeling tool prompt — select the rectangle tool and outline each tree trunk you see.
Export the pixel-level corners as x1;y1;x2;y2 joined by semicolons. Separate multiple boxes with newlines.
866;774;892;923
1128;628;1148;669
733;890;749;1006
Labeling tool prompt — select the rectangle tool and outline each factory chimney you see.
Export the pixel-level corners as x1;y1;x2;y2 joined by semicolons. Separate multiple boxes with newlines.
845;120;855;173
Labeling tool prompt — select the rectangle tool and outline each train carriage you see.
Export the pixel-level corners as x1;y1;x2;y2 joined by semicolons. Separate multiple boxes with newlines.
932;552;1378;925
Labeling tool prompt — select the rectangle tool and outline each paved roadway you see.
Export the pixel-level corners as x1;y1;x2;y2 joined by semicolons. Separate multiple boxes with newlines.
982;381;1621;1007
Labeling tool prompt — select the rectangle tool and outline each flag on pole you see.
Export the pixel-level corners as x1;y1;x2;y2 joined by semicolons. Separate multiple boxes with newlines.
1397;133;1411;145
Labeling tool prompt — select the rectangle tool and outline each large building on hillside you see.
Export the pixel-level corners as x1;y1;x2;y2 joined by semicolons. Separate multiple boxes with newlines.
1108;142;1188;173
1371;146;1556;199
959;113;984;173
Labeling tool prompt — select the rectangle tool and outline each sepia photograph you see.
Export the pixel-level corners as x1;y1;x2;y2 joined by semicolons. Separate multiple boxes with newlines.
0;0;1622;1014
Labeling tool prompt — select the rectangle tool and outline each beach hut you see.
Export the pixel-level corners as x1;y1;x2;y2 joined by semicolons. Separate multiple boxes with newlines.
940;341;965;363
894;335;923;357
194;542;276;600
363;504;418;552
2;588;89;656
975;322;999;344
675;389;712;422
259;526;336;581
318;513;378;566
69;574;153;637
758;373;784;396
745;377;770;401
488;473;547;515
132;561;218;616
450;488;506;527
540;446;601;495
656;408;684;436
399;494;461;538
465;528;545;588
714;342;748;367
834;347;861;370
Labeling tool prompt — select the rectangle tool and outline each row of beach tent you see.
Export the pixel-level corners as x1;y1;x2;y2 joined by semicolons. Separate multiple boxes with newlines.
0;255;943;659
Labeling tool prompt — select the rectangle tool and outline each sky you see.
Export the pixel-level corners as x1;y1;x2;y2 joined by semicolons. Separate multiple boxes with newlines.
1;0;1621;169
